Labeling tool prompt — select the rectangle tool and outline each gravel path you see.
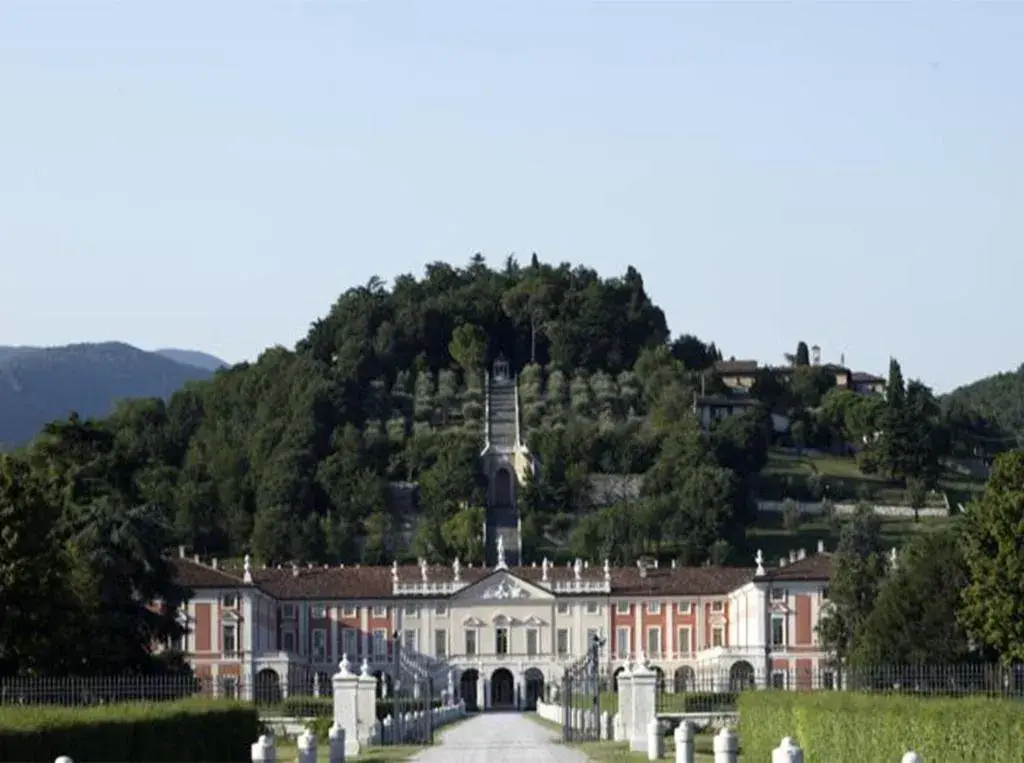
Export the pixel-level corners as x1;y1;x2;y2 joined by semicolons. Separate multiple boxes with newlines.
408;713;591;762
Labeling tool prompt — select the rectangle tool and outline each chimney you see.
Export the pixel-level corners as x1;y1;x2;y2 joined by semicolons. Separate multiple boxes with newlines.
211;558;218;569
178;545;186;559
797;548;806;561
817;540;825;554
788;550;797;563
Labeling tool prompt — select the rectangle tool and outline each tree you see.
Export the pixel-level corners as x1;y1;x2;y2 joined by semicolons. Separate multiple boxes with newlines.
448;323;487;375
817;503;888;668
849;527;970;668
959;450;1024;664
795;341;810;367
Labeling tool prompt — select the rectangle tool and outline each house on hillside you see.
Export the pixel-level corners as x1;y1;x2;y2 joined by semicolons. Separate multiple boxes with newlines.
713;360;759;391
851;372;885;396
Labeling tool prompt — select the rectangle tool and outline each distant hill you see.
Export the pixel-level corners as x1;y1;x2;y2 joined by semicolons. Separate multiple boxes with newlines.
0;342;215;448
944;364;1024;441
155;348;228;372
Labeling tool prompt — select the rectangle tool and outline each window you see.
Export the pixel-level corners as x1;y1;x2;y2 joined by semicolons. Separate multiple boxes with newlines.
677;627;692;655
342;604;357;617
404;604;418;618
646;627;661;657
222;624;237;655
311;603;328;619
617;601;630;615
495;627;509;655
282;604;296;619
219;676;238;698
557;602;569;615
526;628;538;656
556;628;570;657
223;594;237;608
711;627;724;648
282;631;296;652
312;628;327;661
677;601;691;615
403;629;417;653
434;629;447;659
616;627;630;657
822;671;835;690
771;615;786;647
771;671;787;690
434;603;447;616
712;600;724;613
586;601;600;615
770;588;785;602
647;601;661;615
372;605;387;618
372;629;387;659
342;627;358;659
465;629;477;656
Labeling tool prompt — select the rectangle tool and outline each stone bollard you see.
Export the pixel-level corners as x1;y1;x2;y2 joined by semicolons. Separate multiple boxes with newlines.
251;734;276;763
902;754;922;763
674;720;695;763
772;737;804;763
600;711;612;741
296;730;317;763
613;712;625;741
713;727;738;763
55;758;74;763
327;724;345;763
647;718;664;760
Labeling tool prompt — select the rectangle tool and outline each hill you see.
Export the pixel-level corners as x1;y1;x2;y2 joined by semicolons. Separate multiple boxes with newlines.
0;255;1003;571
0;342;214;448
943;365;1024;445
154;348;228;372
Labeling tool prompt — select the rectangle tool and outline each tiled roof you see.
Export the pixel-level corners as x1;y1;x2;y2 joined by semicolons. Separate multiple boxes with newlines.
851;371;884;383
169;558;245;589
714;360;758;374
168;558;772;599
765;553;832;582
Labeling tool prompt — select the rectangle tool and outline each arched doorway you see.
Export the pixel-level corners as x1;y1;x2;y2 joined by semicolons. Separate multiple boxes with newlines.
653;666;666;693
523;668;544;711
729;661;756;691
460;669;480;712
493;468;513;508
254;669;282;705
673;666;695;693
490;668;515;710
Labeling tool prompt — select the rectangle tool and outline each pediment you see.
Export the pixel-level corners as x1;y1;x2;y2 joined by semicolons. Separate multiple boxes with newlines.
524;614;547;627
463;616;486;627
450;570;552;603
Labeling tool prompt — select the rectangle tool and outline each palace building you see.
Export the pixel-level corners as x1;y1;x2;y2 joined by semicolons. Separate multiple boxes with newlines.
167;538;834;711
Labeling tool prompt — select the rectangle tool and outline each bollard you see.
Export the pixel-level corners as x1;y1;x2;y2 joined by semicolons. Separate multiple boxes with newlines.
296;729;317;763
902;754;922;763
647;718;663;760
772;736;804;763
55;757;74;763
713;727;738;763
613;712;625;742
674;720;694;763
600;710;611;741
327;724;345;763
251;734;276;763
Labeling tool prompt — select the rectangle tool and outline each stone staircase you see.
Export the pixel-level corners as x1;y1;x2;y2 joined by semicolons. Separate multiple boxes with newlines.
487;378;518;450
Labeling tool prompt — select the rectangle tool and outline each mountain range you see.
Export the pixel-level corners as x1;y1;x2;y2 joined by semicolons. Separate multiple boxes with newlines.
0;343;228;449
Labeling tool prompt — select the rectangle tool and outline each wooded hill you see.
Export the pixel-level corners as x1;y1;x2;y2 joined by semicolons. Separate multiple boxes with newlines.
0;254;1008;571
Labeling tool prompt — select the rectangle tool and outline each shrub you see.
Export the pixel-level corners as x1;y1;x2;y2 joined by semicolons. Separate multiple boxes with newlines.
0;698;259;763
739;690;1024;763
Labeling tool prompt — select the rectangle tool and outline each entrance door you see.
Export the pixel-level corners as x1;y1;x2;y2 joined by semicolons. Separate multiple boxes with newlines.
460;669;480;712
523;668;544;711
490;668;515;710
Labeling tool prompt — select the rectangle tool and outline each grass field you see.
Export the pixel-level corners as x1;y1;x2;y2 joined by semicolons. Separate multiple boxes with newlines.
273;740;423;762
760;449;984;508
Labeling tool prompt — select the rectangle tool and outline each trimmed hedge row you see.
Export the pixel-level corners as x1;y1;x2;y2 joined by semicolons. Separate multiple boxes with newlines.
739;691;1024;763
0;698;260;763
275;694;443;720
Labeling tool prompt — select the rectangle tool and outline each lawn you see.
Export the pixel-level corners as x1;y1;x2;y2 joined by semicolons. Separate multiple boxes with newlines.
759;448;985;508
274;740;423;762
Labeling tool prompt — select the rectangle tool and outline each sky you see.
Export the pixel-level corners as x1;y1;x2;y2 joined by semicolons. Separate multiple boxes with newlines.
1;2;1021;394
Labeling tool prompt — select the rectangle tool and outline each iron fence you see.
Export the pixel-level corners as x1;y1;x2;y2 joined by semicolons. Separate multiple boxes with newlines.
649;662;1024;715
559;633;605;742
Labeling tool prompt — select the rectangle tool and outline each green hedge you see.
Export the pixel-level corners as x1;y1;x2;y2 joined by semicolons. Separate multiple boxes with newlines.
739;691;1024;763
274;694;443;720
0;698;260;763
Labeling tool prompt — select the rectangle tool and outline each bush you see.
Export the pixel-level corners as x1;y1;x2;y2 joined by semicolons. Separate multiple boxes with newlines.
0;698;259;763
739;690;1024;763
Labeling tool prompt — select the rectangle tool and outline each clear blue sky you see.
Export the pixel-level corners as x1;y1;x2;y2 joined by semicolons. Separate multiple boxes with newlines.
1;1;1020;393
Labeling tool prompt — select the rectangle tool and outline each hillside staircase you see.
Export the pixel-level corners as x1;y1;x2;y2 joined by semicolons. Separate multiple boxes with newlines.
481;357;528;567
